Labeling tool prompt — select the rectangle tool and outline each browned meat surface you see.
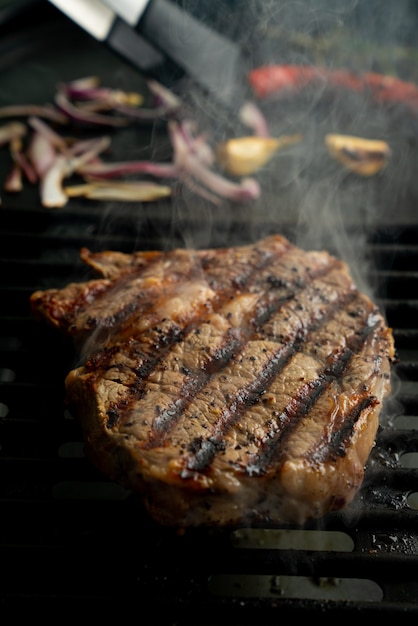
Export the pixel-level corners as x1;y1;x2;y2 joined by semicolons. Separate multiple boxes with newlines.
30;234;395;528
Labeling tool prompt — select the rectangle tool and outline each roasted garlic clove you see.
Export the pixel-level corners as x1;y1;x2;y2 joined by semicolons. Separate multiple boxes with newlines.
325;134;391;176
216;134;302;176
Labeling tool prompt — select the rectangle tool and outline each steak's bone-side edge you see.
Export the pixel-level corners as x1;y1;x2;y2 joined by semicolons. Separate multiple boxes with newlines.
30;234;395;528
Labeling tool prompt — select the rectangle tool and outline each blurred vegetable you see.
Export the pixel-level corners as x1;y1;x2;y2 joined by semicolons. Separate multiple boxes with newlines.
60;75;143;108
26;123;62;179
0;76;264;207
1;122;32;192
4;162;22;192
65;180;172;201
78;159;179;179
55;89;131;128
0;105;68;124
216;134;302;176
9;136;37;184
169;121;260;203
39;135;111;208
248;64;418;114
0;121;26;146
56;76;182;125
325;134;391;176
238;101;270;137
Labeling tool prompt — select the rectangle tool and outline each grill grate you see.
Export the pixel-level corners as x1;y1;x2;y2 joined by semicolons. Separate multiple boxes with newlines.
1;199;418;621
1;2;418;620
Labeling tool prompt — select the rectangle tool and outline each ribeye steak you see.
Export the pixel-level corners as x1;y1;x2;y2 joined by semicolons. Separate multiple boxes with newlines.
30;234;395;528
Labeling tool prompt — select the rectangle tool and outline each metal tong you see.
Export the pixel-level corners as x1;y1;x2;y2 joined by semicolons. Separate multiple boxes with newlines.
48;0;248;110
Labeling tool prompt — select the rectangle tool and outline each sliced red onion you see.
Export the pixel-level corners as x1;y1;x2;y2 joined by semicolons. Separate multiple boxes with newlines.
38;131;112;208
66;135;111;160
147;80;182;112
0;105;68;124
10;137;37;184
239;101;271;137
0;121;26;146
61;76;144;108
40;154;74;207
27;131;58;178
169;120;260;202
179;174;225;206
63;76;100;91
176;120;214;166
61;77;180;123
55;91;130;127
0;76;263;207
27;116;68;150
81;120;260;204
111;80;185;122
4;163;23;192
111;102;176;122
1;123;36;190
114;80;183;122
78;159;180;179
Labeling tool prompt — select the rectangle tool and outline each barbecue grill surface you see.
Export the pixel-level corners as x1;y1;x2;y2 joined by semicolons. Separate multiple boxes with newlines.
1;2;418;621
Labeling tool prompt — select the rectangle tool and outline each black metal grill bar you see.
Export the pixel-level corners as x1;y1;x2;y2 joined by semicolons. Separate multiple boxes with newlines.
369;244;418;271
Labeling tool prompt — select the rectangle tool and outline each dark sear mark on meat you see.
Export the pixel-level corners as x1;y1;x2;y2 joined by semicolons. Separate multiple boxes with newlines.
180;293;376;476
101;251;340;435
30;235;395;528
246;319;381;476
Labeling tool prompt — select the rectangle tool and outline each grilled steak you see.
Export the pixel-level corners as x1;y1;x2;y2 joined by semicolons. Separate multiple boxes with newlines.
30;234;395;528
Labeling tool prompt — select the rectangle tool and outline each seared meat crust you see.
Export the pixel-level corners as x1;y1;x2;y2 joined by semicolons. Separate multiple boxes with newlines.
30;235;395;528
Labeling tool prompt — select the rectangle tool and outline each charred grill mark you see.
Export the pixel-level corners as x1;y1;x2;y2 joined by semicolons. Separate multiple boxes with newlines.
74;249;222;338
152;373;208;435
95;236;347;440
244;312;381;476
84;321;185;374
87;239;291;350
183;344;295;473
79;278;179;338
308;394;379;464
150;327;244;436
66;254;168;334
145;259;343;448
95;241;293;429
178;289;362;475
147;295;299;442
180;292;378;476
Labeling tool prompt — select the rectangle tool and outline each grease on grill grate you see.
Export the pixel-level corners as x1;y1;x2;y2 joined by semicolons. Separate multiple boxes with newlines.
208;573;383;602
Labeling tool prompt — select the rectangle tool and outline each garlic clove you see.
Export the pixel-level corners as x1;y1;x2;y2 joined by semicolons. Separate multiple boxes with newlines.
216;134;302;176
325;134;391;176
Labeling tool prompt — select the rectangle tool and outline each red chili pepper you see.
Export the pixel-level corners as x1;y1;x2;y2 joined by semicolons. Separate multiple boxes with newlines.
248;64;418;112
362;71;418;107
248;65;318;98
